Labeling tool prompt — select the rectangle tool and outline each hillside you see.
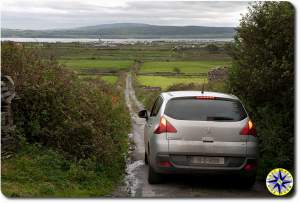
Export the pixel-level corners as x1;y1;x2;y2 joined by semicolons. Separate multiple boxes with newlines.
2;23;235;39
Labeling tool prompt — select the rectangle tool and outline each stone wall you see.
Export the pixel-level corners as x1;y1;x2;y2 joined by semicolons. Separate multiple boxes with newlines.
1;75;17;159
208;66;228;82
140;85;161;91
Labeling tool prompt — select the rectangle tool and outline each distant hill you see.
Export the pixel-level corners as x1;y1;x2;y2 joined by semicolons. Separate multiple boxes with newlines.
2;23;235;39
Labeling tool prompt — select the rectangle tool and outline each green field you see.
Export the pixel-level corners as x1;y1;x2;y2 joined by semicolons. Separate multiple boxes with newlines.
101;75;118;84
79;75;118;84
60;59;134;71
138;76;207;90
29;42;231;61
140;61;231;73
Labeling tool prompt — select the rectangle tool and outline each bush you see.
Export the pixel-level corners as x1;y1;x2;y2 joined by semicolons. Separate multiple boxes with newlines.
173;67;181;74
2;42;130;165
229;2;294;176
205;43;219;53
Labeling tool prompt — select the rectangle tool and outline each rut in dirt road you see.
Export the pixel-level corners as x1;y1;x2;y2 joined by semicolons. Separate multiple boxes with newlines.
114;73;271;198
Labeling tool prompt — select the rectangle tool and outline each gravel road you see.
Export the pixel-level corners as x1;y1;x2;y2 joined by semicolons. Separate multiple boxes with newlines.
113;73;272;198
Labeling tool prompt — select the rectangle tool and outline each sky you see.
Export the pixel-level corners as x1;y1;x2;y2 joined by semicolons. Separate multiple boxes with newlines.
1;0;251;30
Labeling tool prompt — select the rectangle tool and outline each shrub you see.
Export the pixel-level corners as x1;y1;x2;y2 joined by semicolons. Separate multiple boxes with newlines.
173;67;181;74
2;42;130;166
205;43;219;53
228;2;294;176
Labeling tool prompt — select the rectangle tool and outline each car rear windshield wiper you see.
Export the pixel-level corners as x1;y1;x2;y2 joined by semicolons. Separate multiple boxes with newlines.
206;116;235;121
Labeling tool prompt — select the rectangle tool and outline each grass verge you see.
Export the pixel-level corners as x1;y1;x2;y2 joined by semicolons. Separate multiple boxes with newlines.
1;143;126;197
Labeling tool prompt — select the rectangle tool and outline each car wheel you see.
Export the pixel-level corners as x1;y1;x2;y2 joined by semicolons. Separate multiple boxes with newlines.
240;174;256;188
148;165;162;184
145;151;148;165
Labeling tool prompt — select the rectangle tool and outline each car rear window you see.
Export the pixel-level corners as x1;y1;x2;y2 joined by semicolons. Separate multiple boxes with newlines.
164;97;247;121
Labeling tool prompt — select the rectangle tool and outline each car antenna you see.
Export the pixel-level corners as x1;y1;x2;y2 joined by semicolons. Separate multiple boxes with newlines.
201;78;205;94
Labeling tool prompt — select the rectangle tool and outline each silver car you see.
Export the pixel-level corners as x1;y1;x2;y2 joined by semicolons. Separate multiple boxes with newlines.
138;91;258;186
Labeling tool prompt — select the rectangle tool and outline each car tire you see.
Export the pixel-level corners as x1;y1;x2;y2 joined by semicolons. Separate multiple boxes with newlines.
148;165;162;184
145;152;148;165
240;174;256;188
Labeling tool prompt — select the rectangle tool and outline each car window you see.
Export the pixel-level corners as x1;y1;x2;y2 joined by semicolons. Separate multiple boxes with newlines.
164;97;247;121
150;96;163;117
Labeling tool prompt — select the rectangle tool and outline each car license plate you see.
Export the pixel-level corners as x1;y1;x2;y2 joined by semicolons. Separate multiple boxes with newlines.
190;156;225;165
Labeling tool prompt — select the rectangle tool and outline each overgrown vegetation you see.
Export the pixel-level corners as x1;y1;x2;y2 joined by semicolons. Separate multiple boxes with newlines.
2;144;122;197
1;42;131;197
229;2;294;177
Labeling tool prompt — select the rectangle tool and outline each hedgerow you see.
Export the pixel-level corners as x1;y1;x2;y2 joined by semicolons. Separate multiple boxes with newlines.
1;42;131;196
228;2;294;177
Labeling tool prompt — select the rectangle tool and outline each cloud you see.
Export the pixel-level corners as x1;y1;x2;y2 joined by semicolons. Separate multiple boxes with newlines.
1;0;250;29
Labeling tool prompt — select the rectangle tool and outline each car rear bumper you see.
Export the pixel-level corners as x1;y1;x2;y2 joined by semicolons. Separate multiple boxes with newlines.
153;154;257;175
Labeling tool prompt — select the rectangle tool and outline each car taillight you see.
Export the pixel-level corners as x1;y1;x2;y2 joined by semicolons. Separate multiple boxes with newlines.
195;96;215;100
158;161;172;167
154;116;177;134
244;163;256;172
240;120;257;136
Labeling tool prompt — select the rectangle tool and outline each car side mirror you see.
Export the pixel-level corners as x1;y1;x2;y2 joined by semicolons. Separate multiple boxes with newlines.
138;110;148;120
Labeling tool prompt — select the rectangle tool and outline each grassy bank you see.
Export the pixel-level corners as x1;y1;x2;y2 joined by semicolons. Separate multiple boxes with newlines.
2;144;125;197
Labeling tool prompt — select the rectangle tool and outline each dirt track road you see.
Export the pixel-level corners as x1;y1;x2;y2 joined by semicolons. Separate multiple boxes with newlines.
113;73;271;198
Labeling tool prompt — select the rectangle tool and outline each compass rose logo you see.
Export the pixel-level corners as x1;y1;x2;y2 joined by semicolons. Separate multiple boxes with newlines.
266;168;293;196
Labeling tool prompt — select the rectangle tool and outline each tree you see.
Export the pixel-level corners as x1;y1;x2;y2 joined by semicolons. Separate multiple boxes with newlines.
205;43;219;53
223;42;234;55
173;67;181;74
229;2;295;176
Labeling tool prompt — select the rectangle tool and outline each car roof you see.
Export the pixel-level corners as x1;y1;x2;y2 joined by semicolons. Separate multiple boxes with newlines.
161;91;239;101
